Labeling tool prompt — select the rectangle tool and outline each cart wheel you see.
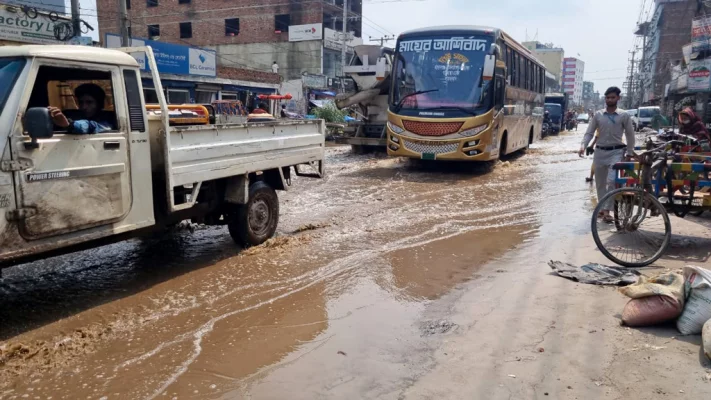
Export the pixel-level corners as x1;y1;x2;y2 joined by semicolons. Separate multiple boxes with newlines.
690;210;705;217
591;187;671;267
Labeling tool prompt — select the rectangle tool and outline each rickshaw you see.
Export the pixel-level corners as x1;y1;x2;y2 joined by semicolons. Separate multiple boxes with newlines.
591;137;711;267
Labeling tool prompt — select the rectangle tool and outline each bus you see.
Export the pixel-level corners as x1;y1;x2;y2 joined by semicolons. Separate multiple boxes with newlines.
386;25;546;161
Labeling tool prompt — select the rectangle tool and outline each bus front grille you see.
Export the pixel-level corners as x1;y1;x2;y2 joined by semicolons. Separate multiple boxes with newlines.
403;139;459;154
401;120;463;136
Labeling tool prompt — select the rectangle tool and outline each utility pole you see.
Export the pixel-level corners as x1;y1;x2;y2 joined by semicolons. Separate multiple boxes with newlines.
119;0;131;46
369;35;395;46
341;0;348;78
70;0;81;38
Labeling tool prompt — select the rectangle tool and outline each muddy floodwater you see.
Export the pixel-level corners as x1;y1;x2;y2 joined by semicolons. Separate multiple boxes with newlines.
1;129;613;399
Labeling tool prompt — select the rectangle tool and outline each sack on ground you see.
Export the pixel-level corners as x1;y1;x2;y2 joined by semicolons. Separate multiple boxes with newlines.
677;266;711;335
618;271;684;302
703;319;711;361
622;295;683;326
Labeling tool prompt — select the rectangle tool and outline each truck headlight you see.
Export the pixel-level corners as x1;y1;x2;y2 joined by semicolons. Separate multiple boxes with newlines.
458;124;487;137
387;121;404;134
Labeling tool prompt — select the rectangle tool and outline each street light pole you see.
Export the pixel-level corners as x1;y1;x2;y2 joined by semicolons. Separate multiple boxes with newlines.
70;0;81;38
341;0;348;77
119;0;131;46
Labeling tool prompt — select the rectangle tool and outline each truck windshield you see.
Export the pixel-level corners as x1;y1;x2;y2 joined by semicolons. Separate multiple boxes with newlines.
390;34;493;118
545;104;561;117
0;58;26;111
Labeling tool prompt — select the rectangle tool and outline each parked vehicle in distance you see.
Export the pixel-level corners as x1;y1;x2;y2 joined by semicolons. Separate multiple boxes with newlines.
636;106;660;131
544;93;568;133
577;113;589;123
544;103;563;134
625;109;638;131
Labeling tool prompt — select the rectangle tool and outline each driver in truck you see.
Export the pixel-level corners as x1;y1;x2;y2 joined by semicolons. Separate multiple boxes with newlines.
47;83;114;134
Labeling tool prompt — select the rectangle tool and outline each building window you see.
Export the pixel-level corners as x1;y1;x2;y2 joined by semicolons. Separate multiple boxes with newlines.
225;18;240;36
275;14;290;33
180;22;192;39
126;0;131;9
147;0;158;7
195;90;216;103
179;0;190;3
221;92;238;101
167;89;190;104
147;24;160;38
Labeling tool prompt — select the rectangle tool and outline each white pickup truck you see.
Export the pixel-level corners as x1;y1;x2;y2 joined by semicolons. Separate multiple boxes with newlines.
0;46;325;267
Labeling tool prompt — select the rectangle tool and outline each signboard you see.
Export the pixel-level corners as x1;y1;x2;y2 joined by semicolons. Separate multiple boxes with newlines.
323;28;362;52
682;43;693;65
105;33;216;77
5;0;65;14
0;5;68;44
692;16;711;53
688;59;711;91
289;23;323;42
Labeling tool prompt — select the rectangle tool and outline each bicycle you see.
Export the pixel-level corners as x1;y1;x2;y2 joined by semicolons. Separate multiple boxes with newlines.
591;139;711;267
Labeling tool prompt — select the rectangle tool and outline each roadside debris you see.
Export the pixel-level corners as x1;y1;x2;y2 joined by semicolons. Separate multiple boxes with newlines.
618;272;684;327
548;261;640;286
677;266;711;335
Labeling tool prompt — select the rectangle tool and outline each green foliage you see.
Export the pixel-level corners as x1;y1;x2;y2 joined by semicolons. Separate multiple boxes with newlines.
312;102;347;123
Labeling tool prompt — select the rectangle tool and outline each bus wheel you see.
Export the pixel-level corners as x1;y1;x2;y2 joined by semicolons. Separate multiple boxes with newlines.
499;132;508;157
528;128;534;147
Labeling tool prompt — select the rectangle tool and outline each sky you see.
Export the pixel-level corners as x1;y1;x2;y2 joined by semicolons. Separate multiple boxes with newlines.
361;0;644;94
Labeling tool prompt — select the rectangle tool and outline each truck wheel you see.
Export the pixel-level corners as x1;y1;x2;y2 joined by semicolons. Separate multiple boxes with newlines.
228;181;279;247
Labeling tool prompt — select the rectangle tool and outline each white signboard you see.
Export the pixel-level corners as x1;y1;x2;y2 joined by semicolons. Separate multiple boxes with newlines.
289;23;322;42
0;6;68;44
689;59;711;91
323;28;363;52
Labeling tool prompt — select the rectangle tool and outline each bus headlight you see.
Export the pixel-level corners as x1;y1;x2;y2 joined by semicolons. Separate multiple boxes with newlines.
387;121;404;134
458;124;488;137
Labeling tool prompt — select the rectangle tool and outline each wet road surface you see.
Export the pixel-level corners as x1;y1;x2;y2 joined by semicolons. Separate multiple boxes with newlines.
2;127;709;399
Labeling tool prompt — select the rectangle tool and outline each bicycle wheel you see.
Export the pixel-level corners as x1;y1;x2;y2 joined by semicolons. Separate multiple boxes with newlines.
591;187;671;267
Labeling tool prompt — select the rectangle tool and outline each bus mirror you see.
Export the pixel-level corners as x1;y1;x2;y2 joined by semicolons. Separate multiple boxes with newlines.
483;55;495;81
489;44;501;58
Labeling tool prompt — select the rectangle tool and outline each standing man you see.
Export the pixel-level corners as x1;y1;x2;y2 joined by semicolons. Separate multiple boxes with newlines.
272;61;279;74
579;86;635;222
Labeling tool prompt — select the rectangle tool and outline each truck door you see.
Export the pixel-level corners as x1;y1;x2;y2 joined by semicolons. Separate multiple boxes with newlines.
10;62;132;240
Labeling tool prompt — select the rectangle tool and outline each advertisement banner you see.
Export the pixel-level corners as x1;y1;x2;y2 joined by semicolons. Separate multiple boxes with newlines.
5;0;65;14
0;6;68;44
692;16;711;53
688;58;711;91
289;23;323;42
105;33;216;77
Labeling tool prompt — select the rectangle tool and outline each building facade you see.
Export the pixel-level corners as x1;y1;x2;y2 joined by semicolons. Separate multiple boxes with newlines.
637;0;696;104
522;41;565;87
562;57;585;105
96;0;363;80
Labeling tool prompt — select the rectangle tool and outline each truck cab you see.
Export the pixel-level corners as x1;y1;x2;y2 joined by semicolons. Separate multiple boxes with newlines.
0;46;325;266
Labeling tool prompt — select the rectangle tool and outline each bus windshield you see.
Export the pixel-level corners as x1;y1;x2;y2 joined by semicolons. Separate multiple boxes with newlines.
390;33;494;118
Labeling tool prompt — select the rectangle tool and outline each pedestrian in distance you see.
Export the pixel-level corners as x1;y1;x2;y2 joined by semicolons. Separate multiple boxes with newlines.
579;86;635;223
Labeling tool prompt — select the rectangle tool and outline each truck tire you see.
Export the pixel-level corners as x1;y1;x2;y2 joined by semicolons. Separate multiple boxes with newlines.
228;181;279;247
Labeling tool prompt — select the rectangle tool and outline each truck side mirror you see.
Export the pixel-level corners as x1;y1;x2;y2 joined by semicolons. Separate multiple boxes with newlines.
24;107;54;140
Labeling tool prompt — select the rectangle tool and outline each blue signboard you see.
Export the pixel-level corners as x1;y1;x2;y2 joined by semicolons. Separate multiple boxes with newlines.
104;33;217;77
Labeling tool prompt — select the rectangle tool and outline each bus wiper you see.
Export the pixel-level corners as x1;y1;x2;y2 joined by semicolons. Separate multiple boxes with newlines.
419;106;479;116
394;89;439;112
